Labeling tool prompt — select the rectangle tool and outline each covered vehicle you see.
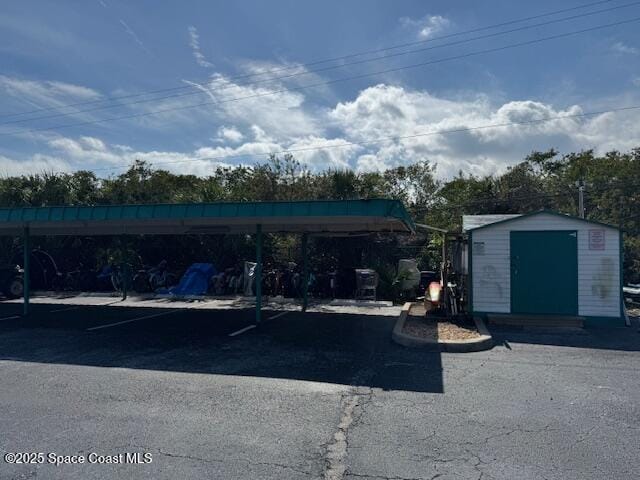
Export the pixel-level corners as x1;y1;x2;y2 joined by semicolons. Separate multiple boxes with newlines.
169;263;217;296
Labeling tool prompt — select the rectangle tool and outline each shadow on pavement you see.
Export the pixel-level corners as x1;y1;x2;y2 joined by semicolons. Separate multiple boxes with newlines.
0;303;445;394
490;324;640;352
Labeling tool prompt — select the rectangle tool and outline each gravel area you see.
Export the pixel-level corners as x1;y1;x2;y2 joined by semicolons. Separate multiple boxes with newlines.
403;315;481;341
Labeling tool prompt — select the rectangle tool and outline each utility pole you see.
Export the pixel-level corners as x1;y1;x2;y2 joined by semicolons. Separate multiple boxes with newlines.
576;179;585;218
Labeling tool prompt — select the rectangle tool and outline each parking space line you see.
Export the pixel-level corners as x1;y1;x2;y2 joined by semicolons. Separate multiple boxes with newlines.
0;315;20;321
268;311;291;320
50;300;121;313
228;324;257;337
86;309;181;331
50;306;82;313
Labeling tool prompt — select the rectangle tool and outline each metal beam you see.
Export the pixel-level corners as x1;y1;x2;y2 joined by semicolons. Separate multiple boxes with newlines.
23;226;30;316
255;224;263;324
415;223;449;234
301;233;309;312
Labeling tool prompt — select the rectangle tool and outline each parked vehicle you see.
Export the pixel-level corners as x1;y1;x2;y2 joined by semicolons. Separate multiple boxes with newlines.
210;267;244;295
132;260;177;293
109;263;134;293
169;263;216;296
416;271;439;297
0;265;24;299
59;264;99;292
11;248;64;291
309;271;332;298
423;281;444;315
94;265;117;291
624;283;640;303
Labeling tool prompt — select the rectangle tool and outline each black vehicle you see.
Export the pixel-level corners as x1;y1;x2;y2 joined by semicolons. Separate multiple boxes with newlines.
0;265;24;299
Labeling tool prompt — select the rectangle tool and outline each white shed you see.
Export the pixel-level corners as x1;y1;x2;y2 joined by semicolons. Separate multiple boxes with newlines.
465;211;623;327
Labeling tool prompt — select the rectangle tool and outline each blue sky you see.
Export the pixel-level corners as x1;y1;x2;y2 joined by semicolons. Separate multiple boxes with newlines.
0;0;639;178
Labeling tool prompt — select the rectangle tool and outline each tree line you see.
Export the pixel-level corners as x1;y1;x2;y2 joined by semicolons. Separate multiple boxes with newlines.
0;148;638;285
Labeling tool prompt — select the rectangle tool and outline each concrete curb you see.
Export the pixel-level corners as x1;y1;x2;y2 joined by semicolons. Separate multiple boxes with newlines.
392;302;493;352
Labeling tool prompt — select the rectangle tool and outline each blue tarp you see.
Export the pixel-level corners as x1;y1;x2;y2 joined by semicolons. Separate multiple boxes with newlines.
169;263;217;296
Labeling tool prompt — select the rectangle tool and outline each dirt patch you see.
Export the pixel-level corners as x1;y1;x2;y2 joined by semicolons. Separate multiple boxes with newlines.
403;316;481;341
403;305;481;342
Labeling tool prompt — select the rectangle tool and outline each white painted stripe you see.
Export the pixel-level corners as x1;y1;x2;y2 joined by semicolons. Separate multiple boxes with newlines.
228;324;256;337
268;311;291;320
0;315;20;321
87;309;181;331
50;306;81;313
51;300;120;313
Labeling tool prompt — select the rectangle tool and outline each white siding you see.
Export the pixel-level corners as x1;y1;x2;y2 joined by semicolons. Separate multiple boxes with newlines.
471;213;620;317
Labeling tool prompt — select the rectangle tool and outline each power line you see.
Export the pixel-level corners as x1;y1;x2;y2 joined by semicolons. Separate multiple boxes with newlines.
71;103;640;174
3;16;639;138
3;1;637;127
0;0;617;120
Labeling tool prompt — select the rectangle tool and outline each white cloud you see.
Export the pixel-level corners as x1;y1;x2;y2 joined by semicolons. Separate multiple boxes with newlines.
634;77;640;87
187;26;213;68
611;41;638;55
329;84;640;178
0;76;101;105
2;69;639;180
286;136;361;170
400;14;451;39
0;134;233;177
250;125;274;143
216;126;244;143
187;72;320;141
0;154;74;176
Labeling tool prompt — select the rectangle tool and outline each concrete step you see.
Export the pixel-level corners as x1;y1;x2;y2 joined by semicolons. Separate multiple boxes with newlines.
487;314;584;328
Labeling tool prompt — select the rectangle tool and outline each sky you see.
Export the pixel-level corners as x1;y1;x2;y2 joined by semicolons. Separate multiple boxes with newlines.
0;0;639;179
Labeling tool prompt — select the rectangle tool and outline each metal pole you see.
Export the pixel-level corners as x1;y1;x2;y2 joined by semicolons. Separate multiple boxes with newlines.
120;236;128;300
442;232;449;316
121;262;128;301
255;224;262;324
577;180;585;218
23;226;30;316
301;233;309;312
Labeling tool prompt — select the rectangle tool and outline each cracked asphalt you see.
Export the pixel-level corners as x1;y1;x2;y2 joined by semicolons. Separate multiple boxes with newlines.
0;300;638;479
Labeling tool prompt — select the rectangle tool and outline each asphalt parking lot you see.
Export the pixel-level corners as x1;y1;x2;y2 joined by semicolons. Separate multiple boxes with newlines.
0;297;639;480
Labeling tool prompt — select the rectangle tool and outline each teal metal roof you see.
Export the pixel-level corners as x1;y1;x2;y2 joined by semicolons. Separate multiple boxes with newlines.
0;199;415;236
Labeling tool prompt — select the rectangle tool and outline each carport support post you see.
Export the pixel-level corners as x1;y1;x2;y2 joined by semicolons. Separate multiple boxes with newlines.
255;224;263;324
23;226;30;316
301;233;309;312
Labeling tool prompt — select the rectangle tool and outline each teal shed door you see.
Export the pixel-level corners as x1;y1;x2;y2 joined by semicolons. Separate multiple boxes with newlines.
510;231;578;315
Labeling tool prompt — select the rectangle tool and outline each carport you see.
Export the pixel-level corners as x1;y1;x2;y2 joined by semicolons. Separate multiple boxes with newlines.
0;199;415;322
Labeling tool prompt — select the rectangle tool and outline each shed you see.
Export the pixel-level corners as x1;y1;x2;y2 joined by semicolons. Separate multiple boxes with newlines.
465;211;623;327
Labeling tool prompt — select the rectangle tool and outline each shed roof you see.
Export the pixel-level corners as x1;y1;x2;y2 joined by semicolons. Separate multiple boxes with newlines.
0;199;415;236
462;214;521;231
466;210;619;232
